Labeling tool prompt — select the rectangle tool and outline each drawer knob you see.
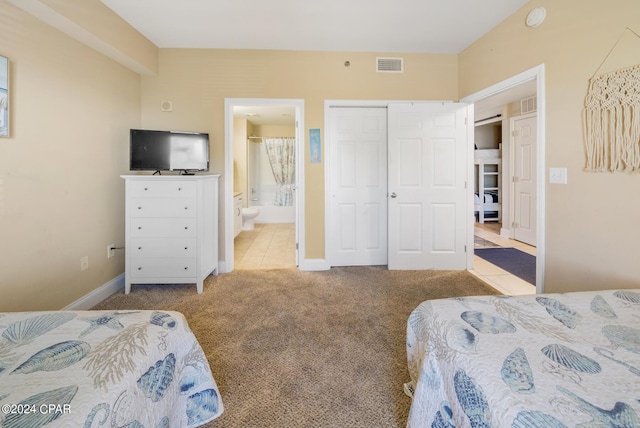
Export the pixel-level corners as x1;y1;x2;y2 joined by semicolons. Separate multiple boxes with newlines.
137;226;142;230
178;187;182;191
144;187;148;191
184;267;189;270
184;206;188;210
137;267;142;271
184;226;188;230
184;247;188;250
137;206;142;210
138;246;142;250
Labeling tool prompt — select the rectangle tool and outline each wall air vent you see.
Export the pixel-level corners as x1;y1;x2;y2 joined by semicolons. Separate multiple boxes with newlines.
376;57;403;73
521;96;537;114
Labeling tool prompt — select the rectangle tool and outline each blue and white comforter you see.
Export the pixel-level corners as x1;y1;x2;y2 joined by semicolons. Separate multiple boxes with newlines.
0;310;223;427
405;290;640;427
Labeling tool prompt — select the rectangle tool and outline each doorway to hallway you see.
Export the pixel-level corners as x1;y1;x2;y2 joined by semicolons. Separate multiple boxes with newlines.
462;64;546;293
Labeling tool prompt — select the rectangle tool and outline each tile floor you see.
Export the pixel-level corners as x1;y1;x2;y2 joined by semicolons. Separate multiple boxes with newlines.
234;223;297;270
470;222;537;295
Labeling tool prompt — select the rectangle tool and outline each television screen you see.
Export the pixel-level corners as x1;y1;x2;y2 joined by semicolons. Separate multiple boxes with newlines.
130;129;209;172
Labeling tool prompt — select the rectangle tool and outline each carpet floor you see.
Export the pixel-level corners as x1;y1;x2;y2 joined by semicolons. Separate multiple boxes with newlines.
92;267;500;427
475;247;536;285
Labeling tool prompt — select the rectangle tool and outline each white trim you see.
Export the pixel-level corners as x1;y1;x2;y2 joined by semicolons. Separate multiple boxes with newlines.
62;274;124;310
465;104;476;271
461;64;546;294
224;98;305;273
299;258;330;271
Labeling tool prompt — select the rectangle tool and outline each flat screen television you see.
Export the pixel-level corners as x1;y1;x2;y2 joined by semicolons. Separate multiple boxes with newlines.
130;129;209;173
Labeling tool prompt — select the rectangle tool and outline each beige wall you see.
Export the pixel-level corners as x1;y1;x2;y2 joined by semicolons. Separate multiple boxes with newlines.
253;124;295;138
7;0;636;310
460;0;640;292
0;1;140;310
233;117;249;199
140;49;459;260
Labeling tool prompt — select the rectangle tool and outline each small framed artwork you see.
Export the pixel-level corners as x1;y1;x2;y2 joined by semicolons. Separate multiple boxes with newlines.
0;55;8;137
309;128;321;164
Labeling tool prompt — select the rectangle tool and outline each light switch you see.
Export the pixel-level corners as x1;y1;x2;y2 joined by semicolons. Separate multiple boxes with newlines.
549;167;567;184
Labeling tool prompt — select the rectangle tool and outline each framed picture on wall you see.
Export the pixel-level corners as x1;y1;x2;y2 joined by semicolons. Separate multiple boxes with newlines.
309;128;321;164
0;55;9;137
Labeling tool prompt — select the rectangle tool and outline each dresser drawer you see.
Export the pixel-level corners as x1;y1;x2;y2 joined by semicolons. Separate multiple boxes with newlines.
129;197;196;218
129;238;196;258
129;180;197;198
130;218;197;237
129;258;197;278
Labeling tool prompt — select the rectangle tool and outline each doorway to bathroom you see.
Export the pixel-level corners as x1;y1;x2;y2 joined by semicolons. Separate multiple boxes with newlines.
224;99;304;272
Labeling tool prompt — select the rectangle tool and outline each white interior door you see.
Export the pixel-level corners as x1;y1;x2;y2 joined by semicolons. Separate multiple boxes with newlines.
329;107;388;266
512;114;537;246
387;103;469;270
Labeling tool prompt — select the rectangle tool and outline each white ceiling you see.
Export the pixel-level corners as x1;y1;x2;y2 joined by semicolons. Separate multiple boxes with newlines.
100;0;529;55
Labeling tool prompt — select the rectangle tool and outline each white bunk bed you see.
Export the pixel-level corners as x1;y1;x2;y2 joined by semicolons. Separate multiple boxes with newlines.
474;149;500;223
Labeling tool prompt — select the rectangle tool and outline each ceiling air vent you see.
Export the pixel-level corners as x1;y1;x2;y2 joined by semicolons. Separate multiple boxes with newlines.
521;96;537;114
376;57;403;73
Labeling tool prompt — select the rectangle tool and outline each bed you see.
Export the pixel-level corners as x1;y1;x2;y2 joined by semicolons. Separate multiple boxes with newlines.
0;310;223;427
405;289;640;427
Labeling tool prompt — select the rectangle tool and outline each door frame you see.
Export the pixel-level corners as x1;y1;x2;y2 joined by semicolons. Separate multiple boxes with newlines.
223;98;305;273
461;64;545;294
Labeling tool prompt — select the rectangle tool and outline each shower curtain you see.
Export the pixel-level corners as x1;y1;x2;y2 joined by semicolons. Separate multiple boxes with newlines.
264;137;295;206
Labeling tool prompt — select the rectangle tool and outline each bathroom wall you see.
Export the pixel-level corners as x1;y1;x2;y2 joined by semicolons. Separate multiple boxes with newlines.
233;117;254;205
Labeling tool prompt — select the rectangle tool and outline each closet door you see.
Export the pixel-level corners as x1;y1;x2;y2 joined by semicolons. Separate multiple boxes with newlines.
328;107;388;266
387;102;469;270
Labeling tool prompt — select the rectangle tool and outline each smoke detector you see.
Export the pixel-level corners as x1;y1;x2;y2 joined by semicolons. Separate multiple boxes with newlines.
525;7;546;28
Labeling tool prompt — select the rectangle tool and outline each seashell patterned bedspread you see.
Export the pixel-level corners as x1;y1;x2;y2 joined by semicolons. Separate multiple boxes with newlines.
0;310;223;427
405;289;640;427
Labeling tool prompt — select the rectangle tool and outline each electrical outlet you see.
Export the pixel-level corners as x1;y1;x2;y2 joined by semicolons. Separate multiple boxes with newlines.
107;244;115;259
80;256;89;271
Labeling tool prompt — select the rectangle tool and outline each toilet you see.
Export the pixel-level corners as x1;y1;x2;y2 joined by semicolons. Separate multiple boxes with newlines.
241;208;260;230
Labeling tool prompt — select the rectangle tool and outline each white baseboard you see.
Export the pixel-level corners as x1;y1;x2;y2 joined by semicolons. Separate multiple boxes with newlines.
299;258;330;271
63;273;125;310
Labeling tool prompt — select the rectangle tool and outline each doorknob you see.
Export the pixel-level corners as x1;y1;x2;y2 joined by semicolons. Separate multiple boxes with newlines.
390;192;397;198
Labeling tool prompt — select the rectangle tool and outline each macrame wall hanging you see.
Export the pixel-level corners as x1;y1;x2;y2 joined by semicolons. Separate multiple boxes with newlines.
583;28;640;173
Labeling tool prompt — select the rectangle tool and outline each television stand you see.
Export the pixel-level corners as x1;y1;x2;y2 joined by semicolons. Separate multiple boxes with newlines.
179;170;195;176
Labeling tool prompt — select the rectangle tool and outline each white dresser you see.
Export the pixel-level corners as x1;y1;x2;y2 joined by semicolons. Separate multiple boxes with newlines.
121;174;220;294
